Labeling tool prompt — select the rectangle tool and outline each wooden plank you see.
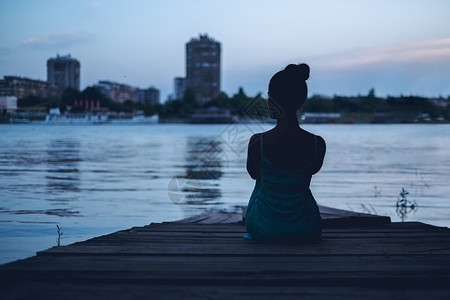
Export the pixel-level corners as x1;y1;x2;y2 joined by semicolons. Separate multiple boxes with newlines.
3;269;449;288
93;234;450;244
83;233;450;245
67;228;450;245
174;205;392;227
100;223;446;242
2;255;450;291
34;221;450;257
173;211;244;224
1;282;449;300
145;221;439;233
37;237;450;256
4;255;450;275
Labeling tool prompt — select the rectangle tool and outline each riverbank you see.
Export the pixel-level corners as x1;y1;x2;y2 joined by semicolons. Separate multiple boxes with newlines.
1;208;449;299
3;112;449;124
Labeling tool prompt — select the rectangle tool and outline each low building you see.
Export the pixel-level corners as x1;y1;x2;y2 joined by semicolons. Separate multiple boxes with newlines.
139;87;160;105
0;76;60;99
0;96;18;112
95;80;139;103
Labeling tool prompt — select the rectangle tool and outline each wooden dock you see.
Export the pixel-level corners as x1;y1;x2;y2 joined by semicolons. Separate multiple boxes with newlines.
1;206;449;299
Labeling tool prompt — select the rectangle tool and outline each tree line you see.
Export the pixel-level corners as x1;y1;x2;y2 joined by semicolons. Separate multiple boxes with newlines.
16;86;450;122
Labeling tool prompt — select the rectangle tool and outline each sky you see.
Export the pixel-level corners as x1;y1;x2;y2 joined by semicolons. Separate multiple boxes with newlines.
1;0;450;101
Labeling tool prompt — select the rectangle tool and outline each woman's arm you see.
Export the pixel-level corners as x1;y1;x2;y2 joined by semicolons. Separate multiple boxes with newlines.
311;135;326;175
246;134;261;180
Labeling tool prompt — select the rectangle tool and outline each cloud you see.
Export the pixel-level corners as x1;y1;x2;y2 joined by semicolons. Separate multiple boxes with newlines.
314;38;450;70
304;38;450;97
87;1;102;10
21;32;89;49
0;47;13;56
85;1;102;14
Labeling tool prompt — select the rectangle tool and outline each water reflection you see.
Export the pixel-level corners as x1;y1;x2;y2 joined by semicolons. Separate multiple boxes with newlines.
185;137;226;180
46;139;81;194
168;137;227;206
1;207;80;217
396;188;419;221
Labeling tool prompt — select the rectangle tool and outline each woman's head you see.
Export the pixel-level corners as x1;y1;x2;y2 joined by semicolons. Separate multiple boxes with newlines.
268;63;310;119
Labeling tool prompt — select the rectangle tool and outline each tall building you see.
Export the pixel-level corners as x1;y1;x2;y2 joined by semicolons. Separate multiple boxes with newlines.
47;54;80;91
186;34;221;103
174;77;186;100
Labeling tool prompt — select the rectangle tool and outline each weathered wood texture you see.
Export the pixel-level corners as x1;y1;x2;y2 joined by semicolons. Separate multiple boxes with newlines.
174;205;391;227
1;209;449;299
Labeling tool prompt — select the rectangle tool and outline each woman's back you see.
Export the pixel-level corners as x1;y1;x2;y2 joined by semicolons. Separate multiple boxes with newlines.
247;128;326;180
263;128;318;172
245;132;323;241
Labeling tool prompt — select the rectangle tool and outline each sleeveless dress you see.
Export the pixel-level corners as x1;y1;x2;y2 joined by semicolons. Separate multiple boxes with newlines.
244;133;322;242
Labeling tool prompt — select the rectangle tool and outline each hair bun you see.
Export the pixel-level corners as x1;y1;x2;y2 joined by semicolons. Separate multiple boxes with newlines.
298;63;310;81
284;63;310;81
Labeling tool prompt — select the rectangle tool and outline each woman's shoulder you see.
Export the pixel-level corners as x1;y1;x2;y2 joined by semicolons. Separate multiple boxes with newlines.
249;130;271;143
300;129;324;142
249;132;261;141
249;132;261;145
312;134;326;157
248;132;265;153
314;134;326;147
300;129;326;154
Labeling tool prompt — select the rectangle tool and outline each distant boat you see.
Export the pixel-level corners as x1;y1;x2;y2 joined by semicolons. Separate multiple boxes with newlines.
109;112;159;124
189;107;235;124
9;111;47;123
45;108;109;124
10;118;31;124
301;112;341;124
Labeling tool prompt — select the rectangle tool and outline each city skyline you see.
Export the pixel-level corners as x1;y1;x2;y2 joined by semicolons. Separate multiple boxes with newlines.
1;1;450;101
0;55;161;104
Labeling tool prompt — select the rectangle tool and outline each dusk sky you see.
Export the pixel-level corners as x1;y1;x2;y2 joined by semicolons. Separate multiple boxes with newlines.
1;0;450;101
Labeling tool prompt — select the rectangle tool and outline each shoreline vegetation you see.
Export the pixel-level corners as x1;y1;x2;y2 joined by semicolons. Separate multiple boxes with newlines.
2;87;450;124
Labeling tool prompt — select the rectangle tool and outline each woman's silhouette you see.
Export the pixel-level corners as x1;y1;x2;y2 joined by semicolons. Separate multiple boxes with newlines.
245;63;326;242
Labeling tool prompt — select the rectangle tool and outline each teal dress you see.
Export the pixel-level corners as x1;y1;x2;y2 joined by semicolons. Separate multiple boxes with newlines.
245;133;322;242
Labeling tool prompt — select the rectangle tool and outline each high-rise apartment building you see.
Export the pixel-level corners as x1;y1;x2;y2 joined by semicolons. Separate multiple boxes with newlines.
47;54;80;91
186;34;221;103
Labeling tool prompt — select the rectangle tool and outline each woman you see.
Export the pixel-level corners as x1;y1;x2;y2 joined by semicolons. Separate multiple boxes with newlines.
245;63;326;242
